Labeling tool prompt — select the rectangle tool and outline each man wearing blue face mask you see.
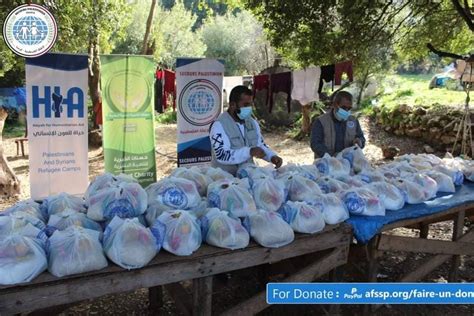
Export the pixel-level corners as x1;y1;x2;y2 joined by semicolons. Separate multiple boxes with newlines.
310;91;365;158
209;85;283;175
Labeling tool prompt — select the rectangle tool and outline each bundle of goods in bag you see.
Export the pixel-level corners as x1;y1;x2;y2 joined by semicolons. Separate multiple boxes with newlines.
0;210;46;233
244;209;294;248
423;170;455;193
277;164;320;181
104;216;162;269
337;145;370;173
146;177;201;212
251;175;286;212
236;163;275;181
450;157;474;182
434;164;464;186
367;181;405;211
41;192;86;217
390;178;427;204
152;210;201;256
201;166;234;182
0;224;48;285
341;188;385;216
308;193;349;224
207;178;257;218
46;208;102;237
85;173;137;204
278;201;325;234
315;176;349;194
335;175;366;188
354;168;385;183
87;182;147;222
48;226;108;277
3;200;46;222
171;167;212;196
406;173;438;199
278;172;322;202
201;208;249;250
314;153;350;177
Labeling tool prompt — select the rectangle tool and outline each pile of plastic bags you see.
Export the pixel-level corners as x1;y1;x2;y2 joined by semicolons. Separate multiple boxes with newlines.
201;208;249;250
245;210;294;248
278;201;325;234
207;179;257;217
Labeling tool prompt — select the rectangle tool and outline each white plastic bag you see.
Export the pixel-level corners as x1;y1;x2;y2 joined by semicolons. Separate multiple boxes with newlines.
41;193;86;217
337;145;370;173
236;163;275;180
46;208;102;237
368;181;405;211
0;224;48;285
87;182;147;221
251;175;286;212
201;208;249;250
0;211;46;235
85;173;137;204
207;179;257;217
341;188;385;216
355;168;385;183
314;153;351;177
315;177;349;194
146;177;202;213
434;165;464;186
202;166;234;182
279;173;322;202
278;201;325;234
424;171;455;193
390;178;428;204
407;173;438;199
48;226;108;277
103;217;161;269
308;193;349;225
335;175;366;188
153;210;201;256
171;167;212;196
245;210;294;248
3;200;46;223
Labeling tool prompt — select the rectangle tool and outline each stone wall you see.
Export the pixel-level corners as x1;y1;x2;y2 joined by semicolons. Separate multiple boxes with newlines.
373;103;466;151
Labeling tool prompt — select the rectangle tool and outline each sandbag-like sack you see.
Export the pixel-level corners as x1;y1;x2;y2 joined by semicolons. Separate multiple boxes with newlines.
314;153;351;177
207;179;257;217
368;181;405;211
171;167;212;196
245;209;294;248
390;178;428;204
3;200;46;223
424;171;455;193
87;182;147;221
341;188;385;216
0;224;48;285
146;177;202;212
153;210;201;256
41;193;86;217
201;208;249;250
308;193;349;225
251;175;286;212
103;217;162;269
278;201;325;234
85;173;137;204
46;208;102;237
48;226;108;277
279;173;322;202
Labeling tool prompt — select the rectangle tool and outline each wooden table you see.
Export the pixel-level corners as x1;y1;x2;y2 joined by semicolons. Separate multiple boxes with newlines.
0;223;352;316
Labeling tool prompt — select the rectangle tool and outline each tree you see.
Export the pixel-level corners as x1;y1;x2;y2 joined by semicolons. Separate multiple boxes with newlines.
201;10;275;75
0;107;20;197
142;0;158;54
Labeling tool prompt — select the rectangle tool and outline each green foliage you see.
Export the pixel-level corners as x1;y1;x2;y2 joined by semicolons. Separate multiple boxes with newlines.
155;108;177;124
201;10;274;75
161;0;230;29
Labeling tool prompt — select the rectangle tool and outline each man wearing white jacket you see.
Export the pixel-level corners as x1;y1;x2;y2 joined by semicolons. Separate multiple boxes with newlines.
209;85;283;175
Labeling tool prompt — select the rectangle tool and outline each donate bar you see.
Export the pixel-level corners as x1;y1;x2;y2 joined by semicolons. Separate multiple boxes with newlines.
267;283;474;304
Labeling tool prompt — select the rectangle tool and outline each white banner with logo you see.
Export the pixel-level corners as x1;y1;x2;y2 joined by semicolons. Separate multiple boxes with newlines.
26;53;89;199
176;58;224;166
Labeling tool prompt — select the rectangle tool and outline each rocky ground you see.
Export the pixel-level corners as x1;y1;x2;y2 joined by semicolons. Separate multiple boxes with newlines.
1;117;472;316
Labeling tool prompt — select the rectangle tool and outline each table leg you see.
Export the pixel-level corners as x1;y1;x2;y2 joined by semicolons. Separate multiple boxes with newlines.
193;276;213;316
148;285;163;312
21;140;25;157
420;224;429;239
16;141;19;156
449;210;465;282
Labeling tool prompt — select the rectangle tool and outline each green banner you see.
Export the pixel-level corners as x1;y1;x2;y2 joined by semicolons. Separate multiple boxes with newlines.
101;55;156;187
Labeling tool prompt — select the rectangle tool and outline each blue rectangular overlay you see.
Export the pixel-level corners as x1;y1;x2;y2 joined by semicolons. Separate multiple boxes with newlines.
267;283;474;304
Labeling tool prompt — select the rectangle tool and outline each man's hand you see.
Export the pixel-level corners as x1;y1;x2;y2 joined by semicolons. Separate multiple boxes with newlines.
271;155;283;168
250;147;266;159
353;138;362;147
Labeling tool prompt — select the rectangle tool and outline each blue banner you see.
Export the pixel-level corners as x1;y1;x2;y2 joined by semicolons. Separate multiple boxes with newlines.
267;283;474;304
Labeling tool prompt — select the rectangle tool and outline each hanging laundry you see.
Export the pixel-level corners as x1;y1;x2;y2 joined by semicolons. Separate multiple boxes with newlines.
318;64;335;93
291;66;321;105
223;76;243;103
155;70;164;113
270;72;292;113
334;61;353;85
253;74;270;104
163;70;176;110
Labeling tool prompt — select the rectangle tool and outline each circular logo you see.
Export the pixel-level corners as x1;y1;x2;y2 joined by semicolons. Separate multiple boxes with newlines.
347;121;355;129
179;79;221;126
3;4;57;58
163;187;187;208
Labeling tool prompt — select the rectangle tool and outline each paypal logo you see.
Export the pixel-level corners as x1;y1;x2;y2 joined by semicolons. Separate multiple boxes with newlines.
32;86;84;118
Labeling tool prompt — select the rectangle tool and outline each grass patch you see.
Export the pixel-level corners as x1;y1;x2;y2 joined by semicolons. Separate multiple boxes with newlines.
3;123;26;139
155;108;177;124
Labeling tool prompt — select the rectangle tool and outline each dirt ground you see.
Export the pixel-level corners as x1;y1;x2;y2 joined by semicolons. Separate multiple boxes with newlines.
1;117;473;315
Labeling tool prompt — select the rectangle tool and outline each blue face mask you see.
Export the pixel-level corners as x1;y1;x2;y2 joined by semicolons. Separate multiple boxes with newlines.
335;108;351;121
237;106;253;120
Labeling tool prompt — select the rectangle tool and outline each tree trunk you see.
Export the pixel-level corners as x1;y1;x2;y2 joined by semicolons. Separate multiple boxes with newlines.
0;108;20;197
356;70;370;107
301;103;312;135
88;38;101;130
142;0;157;55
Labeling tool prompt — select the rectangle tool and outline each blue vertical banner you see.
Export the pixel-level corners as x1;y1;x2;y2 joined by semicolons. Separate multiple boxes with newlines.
26;53;89;199
176;58;224;166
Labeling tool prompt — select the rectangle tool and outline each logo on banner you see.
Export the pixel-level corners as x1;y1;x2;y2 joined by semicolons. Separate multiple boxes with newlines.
179;79;221;126
3;4;57;58
31;86;85;118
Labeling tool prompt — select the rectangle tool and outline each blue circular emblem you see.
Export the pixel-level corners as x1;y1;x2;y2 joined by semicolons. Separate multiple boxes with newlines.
163;187;188;208
187;90;215;115
347;121;355;129
178;79;221;126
